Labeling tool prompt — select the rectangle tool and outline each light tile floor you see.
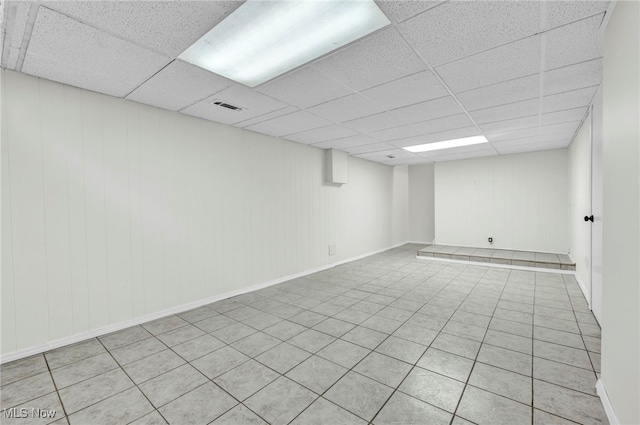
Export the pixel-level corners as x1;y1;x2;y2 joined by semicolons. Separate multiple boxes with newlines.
418;245;576;271
0;244;607;425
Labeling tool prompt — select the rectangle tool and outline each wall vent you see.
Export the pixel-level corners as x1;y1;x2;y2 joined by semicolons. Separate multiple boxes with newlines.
211;100;243;111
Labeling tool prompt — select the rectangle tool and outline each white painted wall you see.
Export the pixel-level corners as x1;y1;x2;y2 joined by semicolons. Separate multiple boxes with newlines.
0;70;400;357
434;150;569;253
601;1;640;423
568;112;592;299
408;164;435;243
392;165;409;245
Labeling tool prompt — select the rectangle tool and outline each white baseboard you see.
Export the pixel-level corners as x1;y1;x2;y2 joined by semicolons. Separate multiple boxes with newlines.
415;255;575;274
406;240;434;245
596;379;619;425
574;274;592;310
0;242;409;364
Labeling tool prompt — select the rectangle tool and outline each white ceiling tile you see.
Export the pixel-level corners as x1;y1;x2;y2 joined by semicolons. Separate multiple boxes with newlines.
419;143;497;161
263;110;333;136
391;96;464;124
486;121;580;143
390;126;482;148
235;106;298;128
456;74;540;111
182;85;288;125
46;1;240;56
311;134;381;150
480;115;539;135
345;142;398;155
410;114;476;136
544;14;604;71
3;1;31;69
545;1;609;30
126;60;233;111
22;7;171;98
313;27;426;91
494;139;571;155
286;125;360;145
370;125;424;142
426;150;498;162
470;98;540;124
544;58;602;96
355;148;418;160
344;112;406;133
543;86;598;113
256;66;353;108
244;121;288;139
493;133;574;147
360;70;448;110
401;1;539;66
375;0;445;23
308;94;385;122
542;107;588;126
436;35;540;93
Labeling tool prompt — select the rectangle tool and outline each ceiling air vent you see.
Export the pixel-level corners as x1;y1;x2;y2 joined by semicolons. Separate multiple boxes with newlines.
211;100;243;111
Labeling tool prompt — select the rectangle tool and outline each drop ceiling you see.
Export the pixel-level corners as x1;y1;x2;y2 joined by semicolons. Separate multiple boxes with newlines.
0;0;607;165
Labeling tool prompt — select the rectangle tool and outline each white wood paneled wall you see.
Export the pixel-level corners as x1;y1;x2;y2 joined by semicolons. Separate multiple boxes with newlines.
1;70;397;356
434;149;569;253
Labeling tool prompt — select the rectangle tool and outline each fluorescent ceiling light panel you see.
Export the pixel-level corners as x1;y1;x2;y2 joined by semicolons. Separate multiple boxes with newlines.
178;0;390;87
403;135;489;153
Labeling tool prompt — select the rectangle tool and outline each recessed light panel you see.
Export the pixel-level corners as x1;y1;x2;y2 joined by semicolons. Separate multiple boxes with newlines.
403;135;489;153
178;0;390;87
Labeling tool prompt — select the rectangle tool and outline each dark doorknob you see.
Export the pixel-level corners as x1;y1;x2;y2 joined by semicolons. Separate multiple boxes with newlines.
584;215;594;222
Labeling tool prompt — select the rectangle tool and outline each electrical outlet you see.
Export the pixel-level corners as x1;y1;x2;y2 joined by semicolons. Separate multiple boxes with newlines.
329;244;336;256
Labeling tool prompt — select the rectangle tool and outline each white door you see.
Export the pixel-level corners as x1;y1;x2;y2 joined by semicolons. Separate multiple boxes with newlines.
591;87;604;325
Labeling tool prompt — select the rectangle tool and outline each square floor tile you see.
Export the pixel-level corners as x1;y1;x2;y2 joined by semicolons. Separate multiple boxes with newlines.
290;311;329;327
142;316;189;335
373;391;451;425
211;322;257;344
51;353;118;389
324;371;394;422
392;323;438;346
139;364;208;408
211;404;267;424
360;315;402;334
99;326;152;351
399;367;465;412
417;348;474;382
110;337;166;365
1;371;56;409
45;339;106;370
533;340;592;370
255;342;311;374
231;332;281;357
430;333;481;360
171;334;225;362
354;352;412;388
477;344;532;376
123;350;185;384
0;355;48;386
214;359;279;401
245;377;317;425
457;385;532;425
158;382;236;425
340;326;388;350
59;368;134;413
312;318;356;337
533;357;597;396
468;362;532;405
156;324;205;347
375;336;427;364
241;312;282;330
191;346;250;379
68;387;153;425
178;306;218;323
193;315;237;333
333;308;373;325
288;330;336;353
263;320;307;341
286;355;348;394
290;397;366;425
317;340;370;369
130;411;168;424
484;329;532;355
533;379;607;424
